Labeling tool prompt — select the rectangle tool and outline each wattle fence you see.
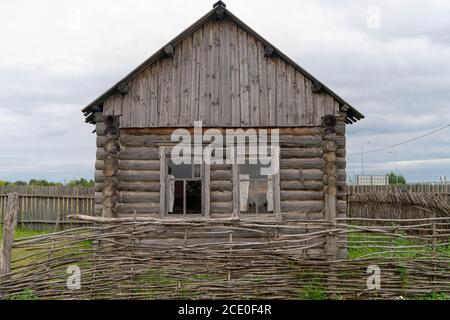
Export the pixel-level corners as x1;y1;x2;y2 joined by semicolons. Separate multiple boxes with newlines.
0;184;449;299
1;184;449;231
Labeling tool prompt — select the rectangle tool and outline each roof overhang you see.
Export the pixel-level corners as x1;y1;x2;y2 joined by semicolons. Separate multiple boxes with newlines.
82;1;364;125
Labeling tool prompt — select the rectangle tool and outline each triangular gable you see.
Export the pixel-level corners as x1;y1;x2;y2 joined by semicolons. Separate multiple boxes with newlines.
83;2;364;126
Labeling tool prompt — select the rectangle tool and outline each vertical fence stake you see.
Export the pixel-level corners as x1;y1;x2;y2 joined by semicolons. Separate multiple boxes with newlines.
432;212;437;290
322;115;338;299
0;193;20;279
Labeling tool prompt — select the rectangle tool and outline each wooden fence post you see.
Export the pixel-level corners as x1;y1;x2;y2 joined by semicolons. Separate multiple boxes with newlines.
0;193;19;278
322;115;339;298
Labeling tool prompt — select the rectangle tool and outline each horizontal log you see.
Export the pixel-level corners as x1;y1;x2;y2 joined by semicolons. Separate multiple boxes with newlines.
337;201;347;213
210;164;232;171
96;149;106;161
282;212;325;221
210;181;232;192
280;169;323;181
119;147;159;161
280;158;324;170
336;158;346;169
210;202;233;214
94;183;104;192
118;160;160;171
120;134;172;147
336;149;346;157
95;160;104;170
95;170;104;182
210;170;232;181
334;136;346;148
94;192;103;204
279;135;322;146
97;136;107;148
96;122;106;136
335;124;345;136
94;203;103;216
281;200;324;213
116;202;160;214
116;170;159;182
118;182;161;192
280;147;322;159
281;181;323;191
210;191;233;202
280;191;324;201
119;191;160;203
95;113;105;123
121;127;323;136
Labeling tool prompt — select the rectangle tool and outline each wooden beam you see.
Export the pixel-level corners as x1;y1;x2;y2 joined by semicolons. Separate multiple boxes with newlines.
164;45;175;58
312;80;323;93
0;193;19;279
264;45;275;57
159;146;167;217
117;82;130;94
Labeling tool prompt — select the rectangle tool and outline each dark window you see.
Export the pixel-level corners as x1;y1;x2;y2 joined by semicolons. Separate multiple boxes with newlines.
167;158;202;215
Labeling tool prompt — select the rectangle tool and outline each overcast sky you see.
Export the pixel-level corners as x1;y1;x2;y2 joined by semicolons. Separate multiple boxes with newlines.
1;0;449;183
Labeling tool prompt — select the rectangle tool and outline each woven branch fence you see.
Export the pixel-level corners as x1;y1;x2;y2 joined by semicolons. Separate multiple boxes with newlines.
0;184;448;232
0;214;449;300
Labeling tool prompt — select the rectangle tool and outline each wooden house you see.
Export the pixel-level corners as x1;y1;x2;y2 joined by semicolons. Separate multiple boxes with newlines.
82;2;364;258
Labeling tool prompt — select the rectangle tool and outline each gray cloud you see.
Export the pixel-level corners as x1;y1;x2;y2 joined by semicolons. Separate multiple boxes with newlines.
0;0;449;183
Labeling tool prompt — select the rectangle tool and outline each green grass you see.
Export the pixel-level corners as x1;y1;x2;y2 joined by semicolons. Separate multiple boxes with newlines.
296;270;328;300
418;292;449;300
2;227;448;301
0;227;48;240
6;289;39;300
1;227;94;300
347;232;450;259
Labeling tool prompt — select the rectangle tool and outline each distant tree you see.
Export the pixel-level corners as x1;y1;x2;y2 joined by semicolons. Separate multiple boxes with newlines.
387;172;406;185
0;179;94;188
66;178;94;188
0;180;28;187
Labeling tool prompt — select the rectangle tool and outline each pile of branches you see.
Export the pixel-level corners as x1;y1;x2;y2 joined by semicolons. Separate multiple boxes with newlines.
348;189;450;222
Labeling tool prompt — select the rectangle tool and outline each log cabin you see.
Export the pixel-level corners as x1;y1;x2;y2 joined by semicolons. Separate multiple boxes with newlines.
81;1;364;259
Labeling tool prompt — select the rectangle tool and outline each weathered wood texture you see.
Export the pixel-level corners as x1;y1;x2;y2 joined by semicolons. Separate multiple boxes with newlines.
103;19;340;128
348;184;450;221
0;193;19;277
0;186;94;231
101;115;121;218
1;215;448;299
113;128;334;220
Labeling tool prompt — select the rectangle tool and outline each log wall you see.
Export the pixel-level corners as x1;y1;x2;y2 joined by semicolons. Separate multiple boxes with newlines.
94;123;348;258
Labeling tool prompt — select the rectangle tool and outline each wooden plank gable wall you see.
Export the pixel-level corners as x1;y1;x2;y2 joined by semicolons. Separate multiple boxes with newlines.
103;19;340;128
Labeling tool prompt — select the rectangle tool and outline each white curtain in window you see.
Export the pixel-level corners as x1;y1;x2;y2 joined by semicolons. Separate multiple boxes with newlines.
239;174;250;212
267;176;273;212
168;175;175;213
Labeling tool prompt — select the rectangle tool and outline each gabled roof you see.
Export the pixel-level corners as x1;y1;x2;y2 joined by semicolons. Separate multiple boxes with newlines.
82;1;364;125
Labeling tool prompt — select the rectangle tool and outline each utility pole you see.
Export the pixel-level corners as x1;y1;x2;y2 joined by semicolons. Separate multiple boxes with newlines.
361;141;371;176
389;151;399;185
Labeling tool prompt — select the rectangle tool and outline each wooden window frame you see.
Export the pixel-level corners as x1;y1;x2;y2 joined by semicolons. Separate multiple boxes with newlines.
232;153;281;220
159;145;210;218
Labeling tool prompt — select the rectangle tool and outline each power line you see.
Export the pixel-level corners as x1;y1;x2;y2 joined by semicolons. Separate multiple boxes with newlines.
348;123;450;156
